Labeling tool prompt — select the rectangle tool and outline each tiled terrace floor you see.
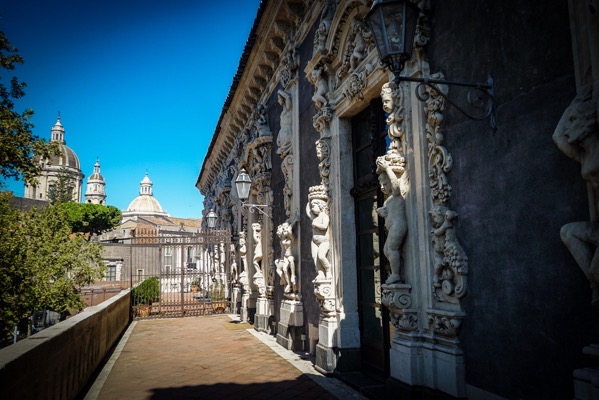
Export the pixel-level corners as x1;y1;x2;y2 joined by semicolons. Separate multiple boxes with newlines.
83;315;367;400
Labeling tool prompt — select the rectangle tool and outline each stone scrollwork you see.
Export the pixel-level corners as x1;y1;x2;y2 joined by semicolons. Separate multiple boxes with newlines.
424;73;468;304
553;83;599;307
382;283;412;310
382;81;406;155
279;48;299;89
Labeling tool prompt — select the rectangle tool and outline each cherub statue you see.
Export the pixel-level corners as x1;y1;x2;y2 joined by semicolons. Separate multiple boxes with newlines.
251;223;263;277
310;66;329;110
306;186;331;281
376;154;407;284
275;216;298;294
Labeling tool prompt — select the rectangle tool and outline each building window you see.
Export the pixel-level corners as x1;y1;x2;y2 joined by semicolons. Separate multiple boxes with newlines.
137;269;144;281
105;265;117;281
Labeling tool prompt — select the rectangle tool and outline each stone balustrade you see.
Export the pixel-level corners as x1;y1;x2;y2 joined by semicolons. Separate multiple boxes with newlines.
0;289;131;400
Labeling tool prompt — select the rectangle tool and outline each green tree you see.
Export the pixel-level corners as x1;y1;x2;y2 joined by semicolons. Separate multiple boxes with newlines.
47;166;76;204
57;202;122;238
0;193;106;340
0;30;58;187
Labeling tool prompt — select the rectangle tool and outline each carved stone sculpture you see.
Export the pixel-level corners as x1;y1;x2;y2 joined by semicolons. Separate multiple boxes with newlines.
252;222;263;276
430;204;468;303
553;83;599;306
255;104;271;137
381;82;405;155
306;185;331;281
238;231;250;290
376;154;408;284
275;219;298;296
276;90;293;157
309;65;329;110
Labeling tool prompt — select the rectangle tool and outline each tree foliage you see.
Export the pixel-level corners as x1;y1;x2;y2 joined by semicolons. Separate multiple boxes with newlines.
47;166;76;204
57;202;122;238
0;30;58;186
0;193;106;340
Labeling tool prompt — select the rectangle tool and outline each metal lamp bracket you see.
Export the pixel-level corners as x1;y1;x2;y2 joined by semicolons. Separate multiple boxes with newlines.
394;72;497;130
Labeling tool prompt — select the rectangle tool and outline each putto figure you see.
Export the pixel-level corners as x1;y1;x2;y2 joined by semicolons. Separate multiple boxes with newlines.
275;219;297;294
376;154;407;284
306;186;331;281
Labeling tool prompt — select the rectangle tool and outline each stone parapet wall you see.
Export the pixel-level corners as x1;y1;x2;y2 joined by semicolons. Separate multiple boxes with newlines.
0;290;131;400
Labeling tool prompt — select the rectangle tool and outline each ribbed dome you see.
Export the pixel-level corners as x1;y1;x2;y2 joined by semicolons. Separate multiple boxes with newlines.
48;143;81;169
122;172;170;217
125;195;168;215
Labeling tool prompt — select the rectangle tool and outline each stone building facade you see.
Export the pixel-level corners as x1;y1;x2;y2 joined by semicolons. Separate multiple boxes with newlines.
196;1;599;398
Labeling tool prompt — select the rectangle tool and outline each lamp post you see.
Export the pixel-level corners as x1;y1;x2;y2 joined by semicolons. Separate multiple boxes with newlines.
235;168;270;217
365;0;497;129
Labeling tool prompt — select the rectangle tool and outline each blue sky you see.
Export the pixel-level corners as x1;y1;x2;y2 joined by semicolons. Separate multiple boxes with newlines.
1;0;260;219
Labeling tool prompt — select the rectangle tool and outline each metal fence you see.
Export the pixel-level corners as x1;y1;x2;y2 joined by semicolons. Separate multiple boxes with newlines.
130;229;232;319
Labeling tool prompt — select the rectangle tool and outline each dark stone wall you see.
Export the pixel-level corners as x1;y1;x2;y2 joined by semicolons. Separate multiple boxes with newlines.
428;1;599;398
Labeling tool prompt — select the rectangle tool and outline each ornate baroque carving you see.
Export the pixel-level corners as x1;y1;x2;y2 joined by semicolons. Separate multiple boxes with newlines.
307;185;331;281
423;73;468;304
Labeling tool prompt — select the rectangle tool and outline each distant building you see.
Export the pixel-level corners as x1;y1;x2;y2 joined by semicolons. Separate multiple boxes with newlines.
84;159;106;204
24;116;84;202
99;172;202;280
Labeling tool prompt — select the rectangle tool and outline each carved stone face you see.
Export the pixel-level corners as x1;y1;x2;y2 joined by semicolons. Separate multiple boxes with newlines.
311;200;322;214
379;173;391;194
382;88;394;114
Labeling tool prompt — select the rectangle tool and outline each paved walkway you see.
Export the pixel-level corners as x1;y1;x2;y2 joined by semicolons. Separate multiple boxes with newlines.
84;315;367;400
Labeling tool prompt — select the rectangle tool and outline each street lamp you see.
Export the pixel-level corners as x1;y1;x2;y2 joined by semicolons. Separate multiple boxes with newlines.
206;209;217;229
235;168;270;217
365;0;496;129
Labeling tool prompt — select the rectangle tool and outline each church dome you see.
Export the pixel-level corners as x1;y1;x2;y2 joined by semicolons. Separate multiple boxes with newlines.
46;117;80;169
122;172;170;217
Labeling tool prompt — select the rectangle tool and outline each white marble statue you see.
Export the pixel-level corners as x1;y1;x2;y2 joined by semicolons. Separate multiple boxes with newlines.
275;218;298;294
252;223;263;276
306;186;331;281
376;153;408;284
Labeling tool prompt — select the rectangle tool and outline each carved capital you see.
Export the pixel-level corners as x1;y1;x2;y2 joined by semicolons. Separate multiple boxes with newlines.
313;278;335;317
390;311;419;333
381;283;413;311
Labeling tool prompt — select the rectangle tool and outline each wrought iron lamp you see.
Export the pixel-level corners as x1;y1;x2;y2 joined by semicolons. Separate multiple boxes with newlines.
205;209;217;229
235;168;270;217
365;0;496;129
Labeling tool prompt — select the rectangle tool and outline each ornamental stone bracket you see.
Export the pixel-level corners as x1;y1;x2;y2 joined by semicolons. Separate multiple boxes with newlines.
382;283;419;335
425;309;465;343
313;278;335;318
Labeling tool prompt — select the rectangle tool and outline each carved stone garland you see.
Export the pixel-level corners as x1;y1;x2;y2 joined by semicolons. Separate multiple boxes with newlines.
424;74;468;307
